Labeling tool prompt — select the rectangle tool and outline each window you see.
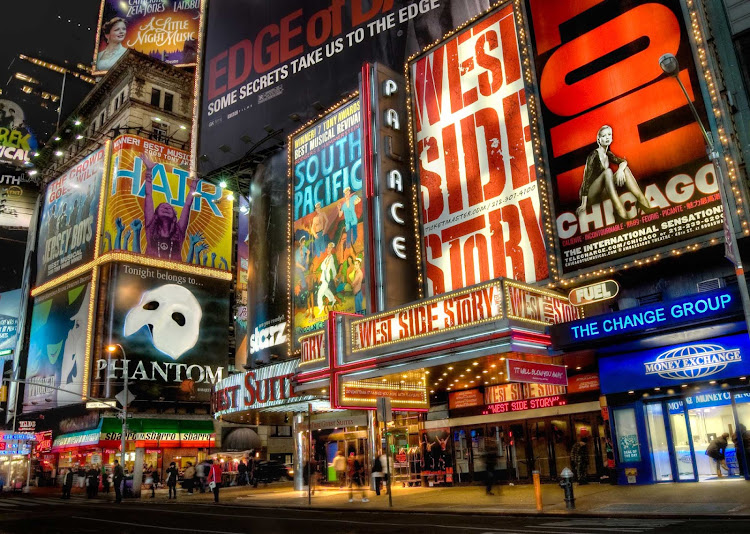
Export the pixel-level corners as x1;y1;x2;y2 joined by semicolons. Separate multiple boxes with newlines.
164;92;174;112
270;426;292;437
613;407;641;463
151;87;161;107
99;111;106;130
152;121;168;143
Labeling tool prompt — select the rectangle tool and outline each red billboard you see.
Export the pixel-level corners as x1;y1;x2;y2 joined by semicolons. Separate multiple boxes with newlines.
505;359;568;386
527;0;720;274
409;4;547;296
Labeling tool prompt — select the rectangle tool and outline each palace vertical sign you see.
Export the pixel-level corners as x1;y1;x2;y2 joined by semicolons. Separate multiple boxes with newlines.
410;4;547;296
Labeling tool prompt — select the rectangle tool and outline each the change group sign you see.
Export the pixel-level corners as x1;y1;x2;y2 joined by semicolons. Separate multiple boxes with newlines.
410;4;547;296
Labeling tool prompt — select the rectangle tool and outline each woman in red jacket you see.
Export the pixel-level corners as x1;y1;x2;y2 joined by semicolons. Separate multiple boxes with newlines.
207;459;223;503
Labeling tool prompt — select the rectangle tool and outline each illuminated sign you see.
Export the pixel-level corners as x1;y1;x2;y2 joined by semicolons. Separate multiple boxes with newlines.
567;373;600;394
338;378;428;411
568;280;620;306
351;282;503;352
448;389;483;410
599;333;750;394
300;331;326;365
35;431;53;454
482;395;567;415
506;360;568;386
505;281;581;326
551;288;739;348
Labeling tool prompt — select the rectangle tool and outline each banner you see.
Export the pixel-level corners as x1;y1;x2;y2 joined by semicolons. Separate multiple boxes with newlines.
0;166;37;229
527;0;720;274
36;147;106;286
0;289;21;357
0;99;39;165
290;98;365;345
93;262;230;403
410;4;546;295
94;0;200;74
23;276;93;412
235;194;249;367
103;135;233;270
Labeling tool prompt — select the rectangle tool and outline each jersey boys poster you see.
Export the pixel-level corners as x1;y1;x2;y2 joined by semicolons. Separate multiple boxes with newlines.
103;135;233;270
23;276;93;412
290;98;366;345
410;4;547;295
527;0;720;274
94;0;200;73
36;147;106;286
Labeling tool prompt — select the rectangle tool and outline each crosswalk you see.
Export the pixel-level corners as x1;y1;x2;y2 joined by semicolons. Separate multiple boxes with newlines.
529;518;685;532
0;495;108;510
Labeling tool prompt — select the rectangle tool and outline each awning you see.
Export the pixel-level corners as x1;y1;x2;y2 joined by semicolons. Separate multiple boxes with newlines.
222;427;261;452
99;418;216;448
51;420;103;453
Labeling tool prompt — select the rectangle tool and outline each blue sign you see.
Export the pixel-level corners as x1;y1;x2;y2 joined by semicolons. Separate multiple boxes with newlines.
599;333;750;394
551;288;740;348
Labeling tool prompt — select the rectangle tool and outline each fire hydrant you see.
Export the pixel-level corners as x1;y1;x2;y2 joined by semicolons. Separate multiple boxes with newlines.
559;467;575;509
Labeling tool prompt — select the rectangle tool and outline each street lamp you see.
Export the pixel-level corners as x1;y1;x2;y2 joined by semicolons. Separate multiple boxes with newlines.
107;344;129;470
658;53;750;334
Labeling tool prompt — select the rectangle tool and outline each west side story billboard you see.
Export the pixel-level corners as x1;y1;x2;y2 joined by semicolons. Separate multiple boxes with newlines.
409;3;547;296
526;0;720;274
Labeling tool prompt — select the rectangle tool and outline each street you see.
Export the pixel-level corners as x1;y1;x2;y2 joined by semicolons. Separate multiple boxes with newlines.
0;494;749;534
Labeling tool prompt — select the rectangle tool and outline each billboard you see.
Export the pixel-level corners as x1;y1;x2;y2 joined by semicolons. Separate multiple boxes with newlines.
23;276;93;412
94;262;230;403
0;99;39;165
103;135;233;270
93;0;200;74
0;167;38;229
235;194;249;368
0;289;22;358
36;147;106;286
409;4;547;296
527;0;720;274
290;97;365;345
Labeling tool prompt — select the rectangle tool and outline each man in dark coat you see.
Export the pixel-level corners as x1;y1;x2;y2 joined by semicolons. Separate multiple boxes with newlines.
62;468;73;499
113;460;124;503
706;433;730;477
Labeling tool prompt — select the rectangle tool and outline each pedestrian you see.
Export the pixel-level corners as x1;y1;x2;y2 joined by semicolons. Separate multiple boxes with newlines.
62;468;73;499
485;447;498;495
570;436;590;485
113;460;124;503
333;450;347;488
86;465;99;498
166;461;179;499
207;458;223;504
151;467;160;497
706;433;731;477
102;465;110;494
196;460;209;493
237;459;248;486
347;453;368;503
184;462;196;493
372;454;384;496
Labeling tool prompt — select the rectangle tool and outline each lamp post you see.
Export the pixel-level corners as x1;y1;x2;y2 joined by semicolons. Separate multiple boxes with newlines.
107;344;128;470
658;53;750;334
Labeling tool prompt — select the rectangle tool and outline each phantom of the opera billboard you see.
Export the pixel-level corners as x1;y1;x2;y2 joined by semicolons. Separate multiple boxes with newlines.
36;147;106;286
92;262;230;403
0;99;39;165
409;4;547;295
103;135;233;270
93;0;201;74
23;276;93;412
290;97;366;346
527;0;720;274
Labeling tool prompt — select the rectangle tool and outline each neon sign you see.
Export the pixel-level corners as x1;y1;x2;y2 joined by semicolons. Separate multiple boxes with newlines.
482;395;567;415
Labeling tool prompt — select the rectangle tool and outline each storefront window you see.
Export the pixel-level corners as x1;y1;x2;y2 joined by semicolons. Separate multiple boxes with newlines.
733;392;750;478
687;396;737;480
645;403;672;481
613;407;641;463
666;400;695;481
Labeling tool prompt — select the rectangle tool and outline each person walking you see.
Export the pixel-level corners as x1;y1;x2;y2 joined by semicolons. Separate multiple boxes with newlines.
62;468;73;499
237;459;248;486
86;465;99;498
371;454;384;496
184;462;196;494
706;433;731;477
207;459;223;504
102;465;110;494
151;468;160;498
333;450;347;488
113;460;124;503
196;460;209;493
347;453;368;503
166;462;179;499
485;447;498;496
571;436;590;485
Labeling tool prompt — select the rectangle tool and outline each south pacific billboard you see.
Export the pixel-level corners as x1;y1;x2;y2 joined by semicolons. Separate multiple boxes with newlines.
103;135;233;270
23;276;93;412
92;262;230;403
93;0;201;74
36;147;106;286
290;97;366;345
410;4;547;295
526;0;720;275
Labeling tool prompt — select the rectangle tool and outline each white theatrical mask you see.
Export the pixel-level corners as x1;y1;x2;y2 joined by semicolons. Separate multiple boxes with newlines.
124;284;202;360
57;285;90;405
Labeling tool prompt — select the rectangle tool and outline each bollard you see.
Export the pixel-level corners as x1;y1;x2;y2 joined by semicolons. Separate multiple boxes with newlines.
532;470;543;512
558;467;575;509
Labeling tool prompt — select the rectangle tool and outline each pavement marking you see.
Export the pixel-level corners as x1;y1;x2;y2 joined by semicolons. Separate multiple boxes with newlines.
73;517;247;533
533;519;684;532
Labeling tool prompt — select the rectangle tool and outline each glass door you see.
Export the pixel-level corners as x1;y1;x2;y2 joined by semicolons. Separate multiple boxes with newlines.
645;402;673;481
529;420;550;478
687;401;738;480
733;392;750;479
666;399;696;481
509;423;530;481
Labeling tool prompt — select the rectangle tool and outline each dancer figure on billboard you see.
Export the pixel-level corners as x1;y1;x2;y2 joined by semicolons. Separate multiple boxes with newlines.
576;125;657;222
310;203;329;257
97;17;128;71
317;242;338;316
338;187;360;250
142;154;198;261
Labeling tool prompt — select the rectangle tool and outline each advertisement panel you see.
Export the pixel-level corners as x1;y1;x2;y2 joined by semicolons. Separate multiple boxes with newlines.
235;194;249;367
0;289;22;358
410;4;546;295
506;359;568;386
93;0;200;74
36;147;106;286
23;275;93;412
94;262;230;403
290;97;365;345
0;167;37;229
419;428;453;481
527;0;720;274
103;135;233;270
337;376;428;411
0;99;39;165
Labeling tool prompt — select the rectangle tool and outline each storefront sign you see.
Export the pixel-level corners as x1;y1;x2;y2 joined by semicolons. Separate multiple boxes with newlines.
526;383;567;398
599;333;750;394
552;288;739;348
620;437;641;463
482;395;567;415
338;378;428;411
17;420;35;433
34;431;52;454
51;429;100;450
505;281;580;326
351;282;503;351
300;331;326;365
568;373;600;394
506;360;568;386
300;413;368;431
568;280;619;306
448;389;483;410
485;383;523;405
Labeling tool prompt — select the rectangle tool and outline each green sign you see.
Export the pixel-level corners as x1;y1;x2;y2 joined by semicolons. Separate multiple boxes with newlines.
619;435;641;462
